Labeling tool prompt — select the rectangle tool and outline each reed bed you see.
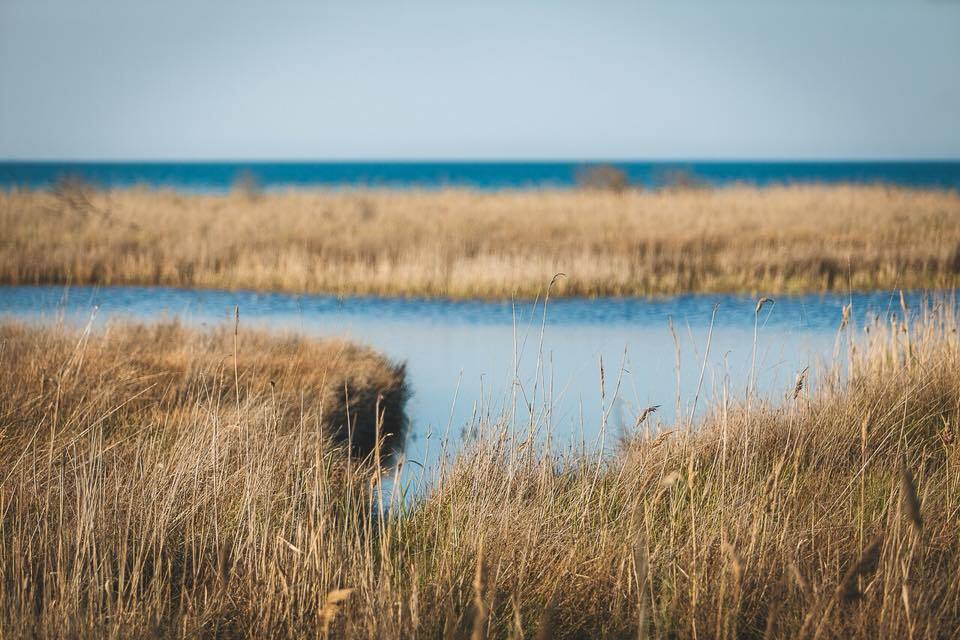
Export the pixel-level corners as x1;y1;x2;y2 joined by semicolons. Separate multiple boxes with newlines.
1;303;959;637
2;183;959;298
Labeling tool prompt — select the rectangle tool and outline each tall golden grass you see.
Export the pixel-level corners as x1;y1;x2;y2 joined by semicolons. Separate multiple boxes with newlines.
0;320;409;461
1;302;958;637
2;183;959;298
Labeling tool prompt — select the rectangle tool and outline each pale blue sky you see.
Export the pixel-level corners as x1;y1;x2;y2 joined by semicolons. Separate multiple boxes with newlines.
1;0;958;160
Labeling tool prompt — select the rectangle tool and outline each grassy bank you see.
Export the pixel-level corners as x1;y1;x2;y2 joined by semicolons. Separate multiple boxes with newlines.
0;321;409;460
1;305;958;637
2;183;959;298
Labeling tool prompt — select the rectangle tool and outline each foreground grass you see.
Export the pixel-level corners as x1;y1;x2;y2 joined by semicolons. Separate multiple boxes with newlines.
2;183;960;298
1;304;959;637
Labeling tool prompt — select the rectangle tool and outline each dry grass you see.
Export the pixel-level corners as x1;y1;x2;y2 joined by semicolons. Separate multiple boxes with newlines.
1;303;959;637
2;183;959;298
0;321;409;460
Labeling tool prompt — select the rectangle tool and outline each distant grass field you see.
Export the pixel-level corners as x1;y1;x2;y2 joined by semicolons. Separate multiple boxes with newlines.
2;182;959;298
0;302;958;637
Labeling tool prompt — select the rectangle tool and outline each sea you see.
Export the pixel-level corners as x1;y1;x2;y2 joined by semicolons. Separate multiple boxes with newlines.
1;160;959;192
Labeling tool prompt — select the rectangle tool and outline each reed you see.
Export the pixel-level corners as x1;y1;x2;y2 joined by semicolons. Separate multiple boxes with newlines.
2;183;959;298
0;301;958;637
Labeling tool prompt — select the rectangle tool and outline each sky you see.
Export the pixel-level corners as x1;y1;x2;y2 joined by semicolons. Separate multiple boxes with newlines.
1;0;959;161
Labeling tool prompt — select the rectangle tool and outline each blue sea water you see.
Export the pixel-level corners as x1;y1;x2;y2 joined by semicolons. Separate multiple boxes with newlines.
1;161;959;192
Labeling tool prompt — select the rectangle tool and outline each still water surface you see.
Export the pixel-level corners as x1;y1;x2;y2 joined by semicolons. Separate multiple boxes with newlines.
0;286;927;472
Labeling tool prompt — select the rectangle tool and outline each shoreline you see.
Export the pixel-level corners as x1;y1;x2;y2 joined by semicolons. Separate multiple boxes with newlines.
1;280;954;306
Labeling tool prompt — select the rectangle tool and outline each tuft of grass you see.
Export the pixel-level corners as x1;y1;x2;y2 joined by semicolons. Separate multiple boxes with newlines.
0;302;959;637
574;164;632;193
0;320;409;460
2;184;959;298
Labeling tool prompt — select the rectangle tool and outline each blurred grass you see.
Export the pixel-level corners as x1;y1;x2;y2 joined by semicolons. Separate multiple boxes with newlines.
2;183;959;298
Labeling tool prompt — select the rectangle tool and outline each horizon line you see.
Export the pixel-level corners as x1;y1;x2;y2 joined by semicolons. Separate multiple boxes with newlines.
3;157;960;164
